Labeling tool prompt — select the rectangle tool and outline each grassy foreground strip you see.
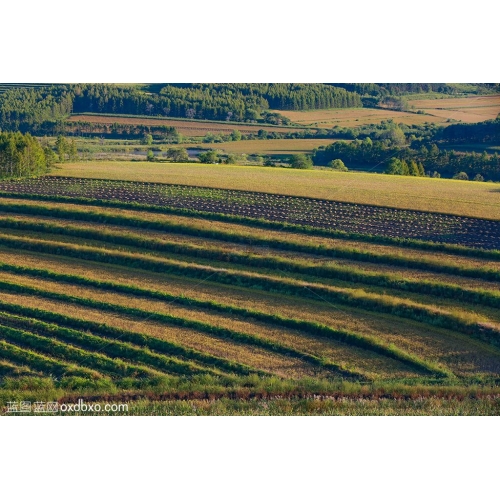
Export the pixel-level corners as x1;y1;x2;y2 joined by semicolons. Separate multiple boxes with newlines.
0;261;450;377
0;235;497;349
0;304;256;377
0;279;362;379
3;375;500;414
2;217;500;296
0;312;220;378
1;192;499;259
0;323;163;379
0;340;101;379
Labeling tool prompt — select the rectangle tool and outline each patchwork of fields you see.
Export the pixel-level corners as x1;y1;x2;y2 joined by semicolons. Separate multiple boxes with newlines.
51;162;500;220
274;95;500;127
2;177;500;248
410;95;500;123
67;114;304;137
1;168;500;414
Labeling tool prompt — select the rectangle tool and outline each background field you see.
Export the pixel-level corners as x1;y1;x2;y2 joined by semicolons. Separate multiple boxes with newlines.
275;95;500;127
273;108;444;127
51;162;500;220
410;95;500;123
68;114;304;137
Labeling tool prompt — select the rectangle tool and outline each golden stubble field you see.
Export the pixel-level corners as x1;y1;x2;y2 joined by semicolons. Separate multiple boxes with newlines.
52;162;500;220
409;95;500;123
272;108;444;127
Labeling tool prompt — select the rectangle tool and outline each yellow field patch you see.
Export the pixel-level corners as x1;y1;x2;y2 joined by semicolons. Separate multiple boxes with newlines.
272;108;445;127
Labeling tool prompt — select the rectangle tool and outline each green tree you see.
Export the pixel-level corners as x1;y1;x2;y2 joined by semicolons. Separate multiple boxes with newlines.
0;132;51;178
142;133;153;145
418;162;425;176
385;158;410;175
68;139;78;161
230;130;242;141
408;160;420;176
383;124;406;146
55;135;68;162
166;148;189;162
290;154;313;169
400;159;410;175
430;143;440;156
473;173;484;181
453;171;469;180
146;150;155;162
199;150;219;164
327;159;348;171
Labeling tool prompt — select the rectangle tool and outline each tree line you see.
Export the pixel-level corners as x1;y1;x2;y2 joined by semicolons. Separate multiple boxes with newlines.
0;84;363;134
0;132;55;179
329;83;500;97
312;139;500;180
438;116;500;144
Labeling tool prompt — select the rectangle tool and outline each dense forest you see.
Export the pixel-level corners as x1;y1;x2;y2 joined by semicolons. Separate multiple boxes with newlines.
0;132;54;178
0;84;362;132
438;117;500;144
329;83;500;97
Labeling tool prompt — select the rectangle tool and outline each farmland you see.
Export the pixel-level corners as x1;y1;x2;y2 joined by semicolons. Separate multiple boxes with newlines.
1;162;500;415
273;108;444;127
410;95;500;123
49;162;500;220
67;114;305;137
275;95;500;128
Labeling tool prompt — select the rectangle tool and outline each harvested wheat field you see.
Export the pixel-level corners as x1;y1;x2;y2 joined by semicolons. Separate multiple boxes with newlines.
410;95;500;123
272;108;445;127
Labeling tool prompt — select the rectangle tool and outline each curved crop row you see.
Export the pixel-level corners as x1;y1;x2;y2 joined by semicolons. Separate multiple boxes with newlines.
0;281;366;380
1;191;499;256
0;306;256;377
0;236;497;347
1;218;500;294
0;323;160;379
0;312;220;378
0;270;452;378
0;260;462;377
0;339;102;379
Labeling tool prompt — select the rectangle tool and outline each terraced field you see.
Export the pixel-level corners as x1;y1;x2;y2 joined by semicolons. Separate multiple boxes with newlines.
1;173;500;415
1;177;500;248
